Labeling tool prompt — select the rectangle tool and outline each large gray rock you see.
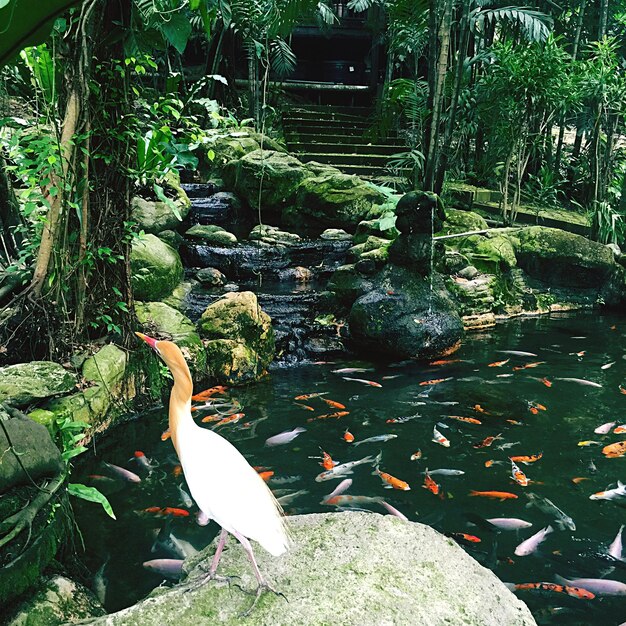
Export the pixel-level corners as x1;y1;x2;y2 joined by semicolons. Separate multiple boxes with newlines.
131;234;184;301
5;575;105;625
82;512;536;626
186;224;238;247
0;361;76;407
349;266;464;360
0;417;63;493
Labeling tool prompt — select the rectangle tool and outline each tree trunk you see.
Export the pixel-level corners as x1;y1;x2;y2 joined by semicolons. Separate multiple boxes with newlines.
598;0;609;39
0;155;22;261
424;0;453;192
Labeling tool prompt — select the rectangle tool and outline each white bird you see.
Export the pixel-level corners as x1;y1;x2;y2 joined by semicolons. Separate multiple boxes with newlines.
136;332;289;608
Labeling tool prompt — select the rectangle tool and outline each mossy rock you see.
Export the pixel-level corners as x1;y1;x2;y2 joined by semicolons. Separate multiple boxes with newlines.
354;219;399;244
0;362;76;407
288;171;388;232
451;233;517;272
185;224;238;247
222;149;308;211
135;301;207;380
198;292;274;384
163;281;194;311
131;234;183;301
514;226;617;288
439;208;488;235
327;264;376;307
204;129;286;171
348;236;391;261
249;224;301;246
131;171;191;234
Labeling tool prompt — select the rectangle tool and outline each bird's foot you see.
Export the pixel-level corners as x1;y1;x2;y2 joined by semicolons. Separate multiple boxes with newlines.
184;571;239;593
239;580;287;617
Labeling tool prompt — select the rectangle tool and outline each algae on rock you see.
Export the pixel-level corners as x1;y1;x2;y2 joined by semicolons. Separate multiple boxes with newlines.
131;234;183;301
0;362;77;407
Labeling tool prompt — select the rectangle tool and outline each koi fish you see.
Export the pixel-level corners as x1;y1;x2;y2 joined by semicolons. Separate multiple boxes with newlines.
486;517;532;530
342;377;383;387
469;490;518;501
488;359;509;367
140;507;189;517
323;494;384;507
331;367;374;374
191;385;227;401
151;527;197;560
353;434;397;446
620;385;626;395
510;459;529;487
484;460;496;468
307;411;349;422
295;403;315;411
541;378;552;387
265;427;306;446
594;421;616;434
276;489;309;506
512;361;545;371
578;440;601;447
424;468;464;476
429;359;461;366
589;481;626;501
571;477;589;484
419;378;449;386
177;484;193;508
473;404;488;414
294;392;328;400
473;434;502;449
200;415;222;423
257;470;274;482
320;451;337;471
614;425;626;434
506;582;594;600
172;465;183;477
410;450;422;461
608;525;624;561
509;453;543;465
451;533;481;543
423;470;440;495
554;575;626;596
161;428;171;441
374;467;411;491
142;558;184;580
448;415;481;425
603;441;626;458
213;413;245;427
554;377;602;388
602;362;616;370
315;453;381;482
515;525;553;556
432;426;450;447
496;350;537;357
343;430;355;443
103;462;141;483
322;398;346;409
131;451;155;472
525;493;576;531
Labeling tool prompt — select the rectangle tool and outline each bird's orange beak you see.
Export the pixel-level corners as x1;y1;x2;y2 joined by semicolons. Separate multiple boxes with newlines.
135;332;159;351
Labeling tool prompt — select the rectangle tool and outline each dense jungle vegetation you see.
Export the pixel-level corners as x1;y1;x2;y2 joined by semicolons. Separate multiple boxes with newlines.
0;0;625;360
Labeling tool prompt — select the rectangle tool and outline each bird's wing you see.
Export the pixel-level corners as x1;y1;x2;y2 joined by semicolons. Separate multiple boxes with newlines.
179;426;289;556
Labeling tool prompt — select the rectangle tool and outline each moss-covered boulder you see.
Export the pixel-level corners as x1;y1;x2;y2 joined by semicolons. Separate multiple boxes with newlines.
204;129;286;172
348;236;391;262
185;224;238;247
249;224;301;246
80;512;536;626
0;362;76;407
451;232;517;273
198;292;274;384
439;208;488;235
131;172;191;234
135;302;207;380
287;171;387;232
5;575;105;625
514;226;617;288
349;266;464;360
131;234;183;301
320;228;352;241
223;149;308;211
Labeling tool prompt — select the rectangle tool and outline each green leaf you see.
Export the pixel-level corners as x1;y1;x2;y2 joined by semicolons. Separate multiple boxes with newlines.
68;483;116;519
0;0;83;67
161;12;192;54
61;446;87;461
154;183;181;221
378;214;397;231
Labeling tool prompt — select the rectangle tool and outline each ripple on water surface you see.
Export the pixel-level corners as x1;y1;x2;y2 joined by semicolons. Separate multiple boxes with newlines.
74;311;626;625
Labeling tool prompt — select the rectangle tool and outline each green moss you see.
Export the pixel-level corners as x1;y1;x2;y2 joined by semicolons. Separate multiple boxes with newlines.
131;234;184;301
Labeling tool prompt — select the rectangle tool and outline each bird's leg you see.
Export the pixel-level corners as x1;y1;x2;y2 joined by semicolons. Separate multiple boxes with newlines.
185;528;235;591
231;530;287;616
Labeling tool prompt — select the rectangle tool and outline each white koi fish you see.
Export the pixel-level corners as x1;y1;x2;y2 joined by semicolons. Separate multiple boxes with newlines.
589;480;626;501
514;525;553;556
432;426;450;447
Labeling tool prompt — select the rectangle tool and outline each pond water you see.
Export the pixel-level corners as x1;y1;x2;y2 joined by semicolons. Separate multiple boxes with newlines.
74;311;626;625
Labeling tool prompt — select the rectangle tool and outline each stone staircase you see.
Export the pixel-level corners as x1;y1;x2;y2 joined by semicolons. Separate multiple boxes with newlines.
282;105;408;183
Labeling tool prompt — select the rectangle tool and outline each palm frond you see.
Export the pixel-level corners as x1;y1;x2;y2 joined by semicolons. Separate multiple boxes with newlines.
471;6;553;43
269;37;296;76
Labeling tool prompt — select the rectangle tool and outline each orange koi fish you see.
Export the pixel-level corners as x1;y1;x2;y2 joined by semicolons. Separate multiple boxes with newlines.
509;453;542;464
541;378;552;387
161;428;171;441
423;471;440;496
620;385;626;395
410;450;422;461
510;459;529;487
614;425;626;434
322;398;346;410
575;350;586;357
214;413;245;427
484;459;502;468
294;392;328;400
603;440;626;458
469;490;518;501
488;359;509;367
448;415;482;425
172;465;183;477
419;378;448;386
510;582;594;600
343;430;355;443
161;507;190;517
307;411;349;422
451;533;481;543
295;403;315;411
473;434;502;449
201;414;222;423
429;359;461;366
571;477;589;484
191;385;227;401
257;470;274;482
374;468;411;491
320;451;337;471
506;419;523;425
473;404;488;414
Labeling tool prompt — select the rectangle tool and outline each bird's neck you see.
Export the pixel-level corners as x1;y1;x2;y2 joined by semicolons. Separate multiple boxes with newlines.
167;361;194;454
